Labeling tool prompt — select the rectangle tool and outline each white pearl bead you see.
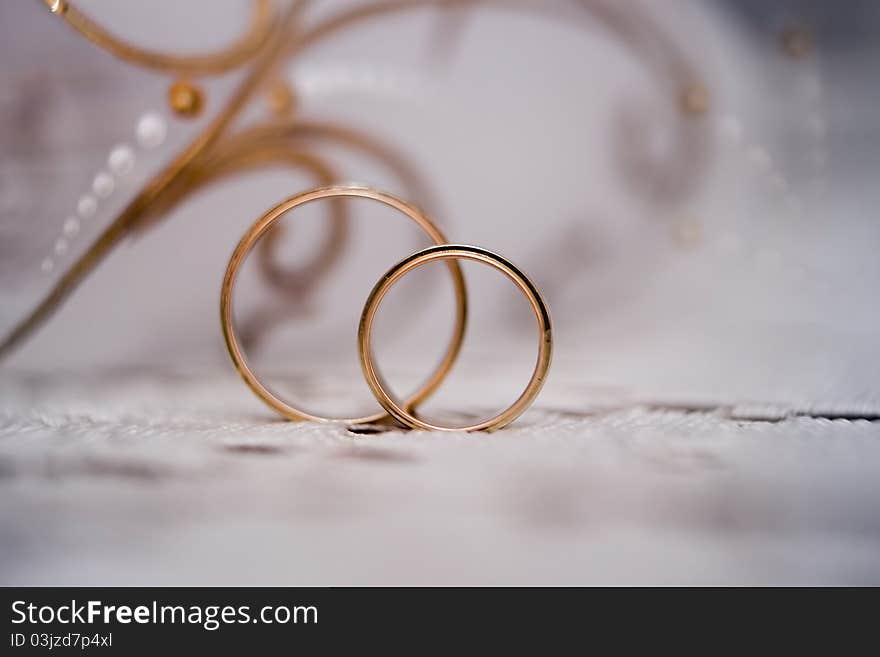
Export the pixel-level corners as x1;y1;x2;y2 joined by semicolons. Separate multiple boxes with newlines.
92;171;115;198
108;144;135;176
41;258;54;273
63;216;80;237
77;194;97;218
54;238;68;255
135;112;167;149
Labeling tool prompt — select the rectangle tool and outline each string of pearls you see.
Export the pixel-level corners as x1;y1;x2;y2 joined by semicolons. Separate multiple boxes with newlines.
41;112;168;274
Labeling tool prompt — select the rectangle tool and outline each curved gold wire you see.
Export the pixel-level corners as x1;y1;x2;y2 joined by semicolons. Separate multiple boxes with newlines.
200;116;446;289
212;119;440;292
0;2;300;360
187;140;350;298
187;144;350;352
1;0;707;361
287;0;710;204
199;122;446;353
290;0;706;109
42;0;276;75
220;185;468;424
229;120;440;214
359;244;552;432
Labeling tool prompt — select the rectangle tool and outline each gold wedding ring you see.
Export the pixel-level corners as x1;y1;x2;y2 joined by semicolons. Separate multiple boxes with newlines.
220;186;467;424
358;244;552;432
222;187;552;431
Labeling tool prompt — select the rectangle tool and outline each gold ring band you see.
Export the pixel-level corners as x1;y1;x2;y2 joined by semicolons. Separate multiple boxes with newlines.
220;186;468;424
358;244;552;432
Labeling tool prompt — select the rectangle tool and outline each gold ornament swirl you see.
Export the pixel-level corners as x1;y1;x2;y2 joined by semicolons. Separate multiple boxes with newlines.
42;0;275;75
1;0;710;361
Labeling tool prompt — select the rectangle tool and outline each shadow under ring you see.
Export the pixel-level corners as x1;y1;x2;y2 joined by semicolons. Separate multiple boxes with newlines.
359;244;552;432
220;185;468;424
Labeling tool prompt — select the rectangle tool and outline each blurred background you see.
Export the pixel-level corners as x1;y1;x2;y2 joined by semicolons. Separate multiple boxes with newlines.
1;1;879;584
2;0;879;418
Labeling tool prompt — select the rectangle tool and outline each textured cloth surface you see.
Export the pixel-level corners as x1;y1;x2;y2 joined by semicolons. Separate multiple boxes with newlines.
1;368;879;585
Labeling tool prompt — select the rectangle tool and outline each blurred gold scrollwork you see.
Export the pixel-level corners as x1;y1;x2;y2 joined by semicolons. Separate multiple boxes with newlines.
0;0;709;359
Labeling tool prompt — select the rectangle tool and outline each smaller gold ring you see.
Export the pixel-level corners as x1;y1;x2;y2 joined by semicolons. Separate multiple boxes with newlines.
359;245;552;432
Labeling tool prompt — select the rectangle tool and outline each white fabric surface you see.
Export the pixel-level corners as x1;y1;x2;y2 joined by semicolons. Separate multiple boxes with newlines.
2;366;878;585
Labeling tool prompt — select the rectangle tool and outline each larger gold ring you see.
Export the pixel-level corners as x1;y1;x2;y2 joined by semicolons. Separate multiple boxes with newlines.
220;186;467;424
359;245;552;432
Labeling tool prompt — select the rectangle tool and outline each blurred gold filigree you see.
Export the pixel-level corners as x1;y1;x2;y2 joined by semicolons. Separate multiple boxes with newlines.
1;0;710;358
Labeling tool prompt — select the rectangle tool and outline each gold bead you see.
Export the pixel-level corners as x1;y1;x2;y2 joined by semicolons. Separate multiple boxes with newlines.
44;0;67;14
266;80;297;118
781;27;812;59
680;83;710;116
672;216;702;249
168;80;205;118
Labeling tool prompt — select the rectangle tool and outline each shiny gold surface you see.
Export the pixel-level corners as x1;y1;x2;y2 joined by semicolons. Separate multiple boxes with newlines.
359;244;552;432
220;186;468;425
42;0;275;74
168;80;205;117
